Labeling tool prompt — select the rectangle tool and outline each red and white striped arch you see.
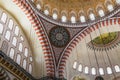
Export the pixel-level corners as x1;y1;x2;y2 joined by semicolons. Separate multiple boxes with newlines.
12;0;55;76
58;18;120;78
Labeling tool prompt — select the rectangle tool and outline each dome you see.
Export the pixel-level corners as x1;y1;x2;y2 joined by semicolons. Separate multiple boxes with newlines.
29;0;120;27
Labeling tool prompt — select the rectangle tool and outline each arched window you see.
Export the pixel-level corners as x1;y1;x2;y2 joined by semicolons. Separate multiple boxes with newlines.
107;67;112;74
30;57;33;62
0;23;3;34
14;26;19;36
89;13;95;20
71;16;76;23
78;64;82;72
1;41;8;53
24;48;28;57
29;64;32;74
16;54;21;65
23;59;27;69
91;67;96;75
107;4;114;12
52;13;58;20
44;9;49;15
8;19;13;30
9;48;15;59
12;37;17;46
115;65;120;72
98;10;105;17
20;36;24;41
80;15;86;23
36;4;41;10
61;15;67;22
99;68;104;75
5;30;11;41
84;66;89;74
19;43;23;52
1;13;7;23
73;61;77;69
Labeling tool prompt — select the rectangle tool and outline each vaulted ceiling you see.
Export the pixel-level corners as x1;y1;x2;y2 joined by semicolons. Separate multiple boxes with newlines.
32;0;119;27
0;0;120;80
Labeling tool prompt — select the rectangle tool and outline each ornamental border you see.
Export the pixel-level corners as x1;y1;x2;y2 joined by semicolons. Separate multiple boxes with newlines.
12;0;55;76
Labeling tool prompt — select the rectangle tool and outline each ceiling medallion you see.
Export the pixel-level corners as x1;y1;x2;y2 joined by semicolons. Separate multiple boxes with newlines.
87;32;120;51
92;32;118;45
28;0;120;27
49;26;70;47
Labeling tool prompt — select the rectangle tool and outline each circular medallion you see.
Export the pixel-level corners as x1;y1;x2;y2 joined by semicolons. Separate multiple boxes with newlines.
49;26;70;47
87;32;120;51
92;32;118;45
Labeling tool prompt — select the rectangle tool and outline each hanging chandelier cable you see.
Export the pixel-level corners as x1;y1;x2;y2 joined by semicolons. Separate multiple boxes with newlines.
88;24;100;75
76;43;84;75
84;36;94;78
84;36;92;69
97;21;116;78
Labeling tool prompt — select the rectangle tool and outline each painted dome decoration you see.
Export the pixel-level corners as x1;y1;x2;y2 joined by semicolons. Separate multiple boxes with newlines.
29;0;120;27
92;32;118;45
87;32;120;51
49;26;70;47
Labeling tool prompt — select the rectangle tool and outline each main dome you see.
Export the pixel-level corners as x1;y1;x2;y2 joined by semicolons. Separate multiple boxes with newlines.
29;0;120;27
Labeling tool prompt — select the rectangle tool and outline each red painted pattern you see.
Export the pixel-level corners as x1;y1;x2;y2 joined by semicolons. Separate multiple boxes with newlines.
12;0;55;76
